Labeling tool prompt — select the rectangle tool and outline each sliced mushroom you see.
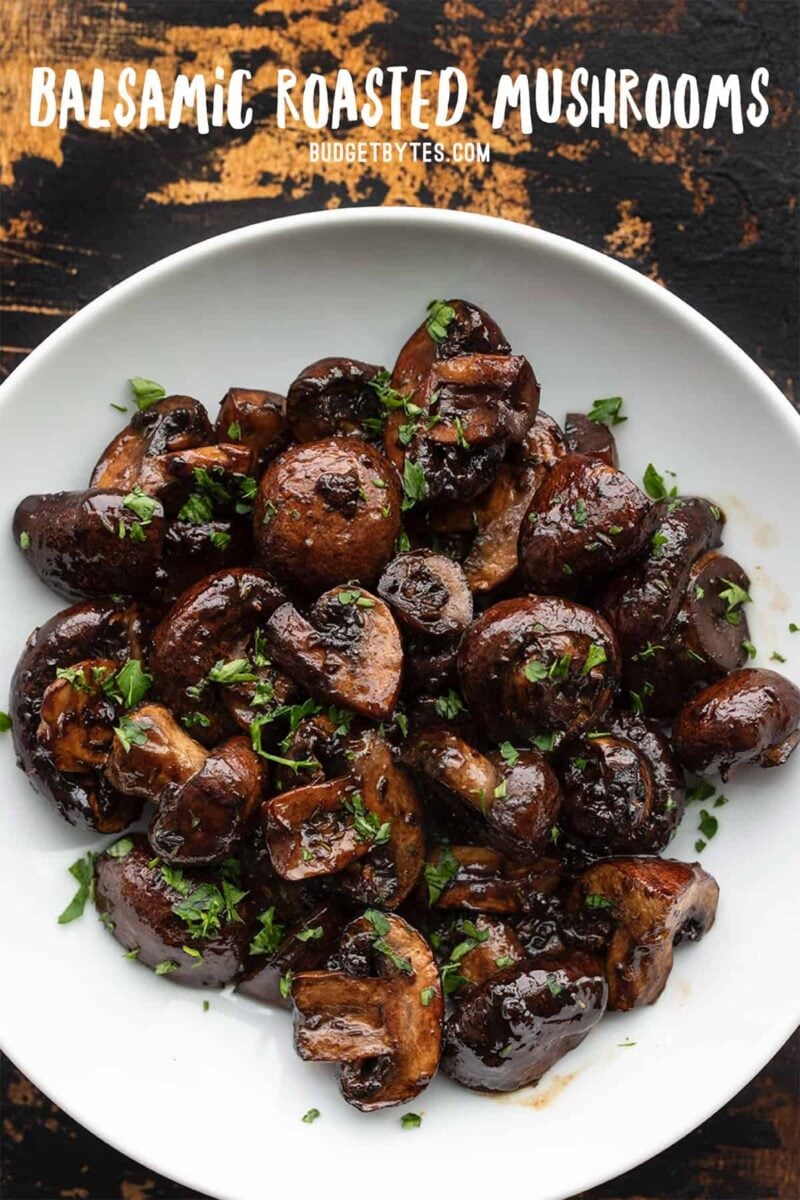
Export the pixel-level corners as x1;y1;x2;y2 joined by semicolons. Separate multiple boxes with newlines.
214;387;289;468
236;900;344;1009
377;550;472;638
94;834;249;986
286;358;384;442
404;728;561;859
265;588;402;720
291;912;443;1110
105;703;264;864
9;599;146;830
424;353;539;447
458;596;621;742
255;438;401;593
150;568;286;746
441;951;607;1092
420;845;562;913
461;464;540;594
141;442;255;511
564;412;618;467
519;409;567;470
519;454;653;592
557;712;684;857
265;729;424;909
568;857;719;1009
671;668;800;778
13;490;165;600
91;395;213;492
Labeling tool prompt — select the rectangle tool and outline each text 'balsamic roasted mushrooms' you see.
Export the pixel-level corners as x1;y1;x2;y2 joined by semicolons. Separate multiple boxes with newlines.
7;297;798;1116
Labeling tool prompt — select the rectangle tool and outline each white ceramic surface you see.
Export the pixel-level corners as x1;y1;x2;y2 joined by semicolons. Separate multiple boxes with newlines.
0;208;798;1200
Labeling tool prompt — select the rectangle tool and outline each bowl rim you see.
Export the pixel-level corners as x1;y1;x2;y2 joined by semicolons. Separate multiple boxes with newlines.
1;204;798;1200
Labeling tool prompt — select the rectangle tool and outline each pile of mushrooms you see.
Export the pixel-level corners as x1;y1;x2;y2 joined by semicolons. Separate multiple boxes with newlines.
7;299;800;1114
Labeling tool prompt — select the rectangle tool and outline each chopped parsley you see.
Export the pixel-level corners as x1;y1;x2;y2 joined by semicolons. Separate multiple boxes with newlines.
426;299;456;342
296;925;324;943
642;463;677;501
423;846;460;905
227;421;242;441
58;851;97;924
742;640;757;660
771;651;787;663
19;532;31;551
585;893;615;909
129;376;166;411
572;498;588;527
154;960;179;975
208;658;257;685
498;742;520;767
401;459;427;510
249;906;285;957
0;711;11;733
115;659;152;708
302;1108;320;1124
401;1112;422;1129
210;530;232;551
113;715;149;752
106;837;134;859
546;973;564;997
698;809;718;841
686;779;716;803
420;986;436;1007
718;578;752;615
587;396;626;426
343;791;391;845
433;689;466;719
582;643;607;674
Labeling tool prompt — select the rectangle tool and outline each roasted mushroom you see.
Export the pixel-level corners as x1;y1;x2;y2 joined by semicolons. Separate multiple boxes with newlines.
286;358;384;442
404;728;561;860
557;711;685;858
91;395;213;492
441;951;607;1092
94;834;249;986
13;489;165;600
265;588;402;720
460;464;540;594
458;596;621;742
291;911;443;1110
671;668;800;778
519;453;653;592
150;568;286;746
214;387;289;468
9;599;146;830
568;857;719;1009
104;703;264;864
564;412;618;467
265;729;424;909
377;550;472;637
420;845;562;913
255;438;401;593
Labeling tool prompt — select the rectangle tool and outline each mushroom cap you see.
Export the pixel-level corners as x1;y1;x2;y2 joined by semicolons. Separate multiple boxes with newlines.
9;599;146;831
458;595;621;741
37;657;120;774
254;438;401;594
519;453;653;592
286;357;384;442
150;567;286;746
265;587;403;720
671;668;800;778
441;951;607;1092
94;834;249;987
292;912;443;1110
13;489;165;601
377;549;473;637
214;387;289;467
568;856;720;1010
91;395;213;492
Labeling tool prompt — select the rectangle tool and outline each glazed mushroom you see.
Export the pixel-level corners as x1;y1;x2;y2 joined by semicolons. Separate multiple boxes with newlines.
404;728;561;859
265;729;424;909
286;357;385;442
91;394;213;492
265;587;402;720
150;568;286;746
37;658;121;774
460;465;540;594
94;834;250;986
421;844;562;913
377;550;473;637
564;411;618;467
423;353;540;448
671;668;800;778
254;437;401;593
519;453;653;592
13;489;165;600
458;596;621;742
291;911;443;1110
557;711;685;857
9;599;146;830
104;702;264;864
568;857;719;1009
514;891;614;959
441;951;607;1092
214;387;289;468
236;900;344;1009
435;913;527;996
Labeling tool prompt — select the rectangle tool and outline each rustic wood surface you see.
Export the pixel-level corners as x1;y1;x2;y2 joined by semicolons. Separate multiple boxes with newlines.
0;1;797;1198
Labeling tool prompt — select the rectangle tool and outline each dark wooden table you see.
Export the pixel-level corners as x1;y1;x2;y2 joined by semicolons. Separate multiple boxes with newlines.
1;2;797;1197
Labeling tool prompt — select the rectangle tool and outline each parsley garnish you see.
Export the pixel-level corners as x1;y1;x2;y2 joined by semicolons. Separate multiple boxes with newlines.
210;530;232;551
401;459;427;510
642;464;677;501
420;986;436;1007
208;658;257;685
154;960;179;975
585;893;615;909
0;711;11;733
423;847;460;905
572;498;587;526
249;906;285;956
582;643;607;674
426;299;456;342
106;837;134;859
58;852;97;924
342;791;391;845
587;396;626;426
433;689;466;719
302;1108;321;1124
227;421;242;441
129;376;166;411
499;742;520;767
113;715;149;752
115;660;152;708
698;809;718;841
718;578;752;614
401;1112;422;1129
19;532;31;551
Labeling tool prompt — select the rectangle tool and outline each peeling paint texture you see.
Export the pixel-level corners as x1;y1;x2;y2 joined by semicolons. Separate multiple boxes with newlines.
0;1;798;1197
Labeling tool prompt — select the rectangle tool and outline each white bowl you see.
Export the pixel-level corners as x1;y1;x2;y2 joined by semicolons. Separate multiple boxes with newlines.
1;208;798;1200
